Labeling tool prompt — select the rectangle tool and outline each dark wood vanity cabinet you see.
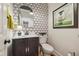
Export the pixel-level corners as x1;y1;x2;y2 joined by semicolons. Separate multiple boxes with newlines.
12;37;39;56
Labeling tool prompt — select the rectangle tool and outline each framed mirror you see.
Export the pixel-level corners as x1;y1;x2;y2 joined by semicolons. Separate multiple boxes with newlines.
19;5;34;29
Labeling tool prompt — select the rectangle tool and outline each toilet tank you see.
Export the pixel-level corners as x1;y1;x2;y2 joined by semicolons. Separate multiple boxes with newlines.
39;35;47;44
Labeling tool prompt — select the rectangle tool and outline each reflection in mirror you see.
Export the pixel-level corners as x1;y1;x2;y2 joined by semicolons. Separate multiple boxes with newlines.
19;5;34;29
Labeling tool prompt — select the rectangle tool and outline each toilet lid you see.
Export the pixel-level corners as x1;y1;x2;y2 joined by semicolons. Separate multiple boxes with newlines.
41;44;54;51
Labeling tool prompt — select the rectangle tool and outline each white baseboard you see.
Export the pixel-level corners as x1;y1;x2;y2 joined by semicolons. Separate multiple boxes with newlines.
53;50;63;56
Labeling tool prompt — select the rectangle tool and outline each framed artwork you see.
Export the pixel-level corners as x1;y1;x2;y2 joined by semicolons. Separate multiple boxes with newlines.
53;3;78;28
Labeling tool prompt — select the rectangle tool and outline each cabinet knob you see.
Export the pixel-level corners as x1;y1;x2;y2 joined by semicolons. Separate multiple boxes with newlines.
4;40;10;45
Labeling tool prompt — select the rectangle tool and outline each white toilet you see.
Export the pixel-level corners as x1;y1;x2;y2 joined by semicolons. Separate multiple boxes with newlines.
39;35;54;56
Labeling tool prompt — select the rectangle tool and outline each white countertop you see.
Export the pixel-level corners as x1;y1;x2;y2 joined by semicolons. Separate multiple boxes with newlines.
12;35;39;39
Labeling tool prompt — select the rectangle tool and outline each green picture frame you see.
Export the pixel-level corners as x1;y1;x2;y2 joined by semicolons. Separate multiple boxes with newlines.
53;3;78;28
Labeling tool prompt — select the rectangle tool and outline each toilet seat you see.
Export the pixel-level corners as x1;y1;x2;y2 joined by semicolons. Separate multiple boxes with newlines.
41;44;54;52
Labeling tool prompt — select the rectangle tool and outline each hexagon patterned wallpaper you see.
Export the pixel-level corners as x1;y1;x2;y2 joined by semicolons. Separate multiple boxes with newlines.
13;3;48;34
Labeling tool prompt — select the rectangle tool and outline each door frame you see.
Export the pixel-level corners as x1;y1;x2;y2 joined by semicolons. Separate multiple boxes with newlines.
0;3;13;56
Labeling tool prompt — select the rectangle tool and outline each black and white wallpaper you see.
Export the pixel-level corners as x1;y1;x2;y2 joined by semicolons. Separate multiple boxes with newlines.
13;3;48;34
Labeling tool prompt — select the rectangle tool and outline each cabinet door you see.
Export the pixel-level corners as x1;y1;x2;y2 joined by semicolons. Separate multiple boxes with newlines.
27;37;39;56
12;39;28;56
